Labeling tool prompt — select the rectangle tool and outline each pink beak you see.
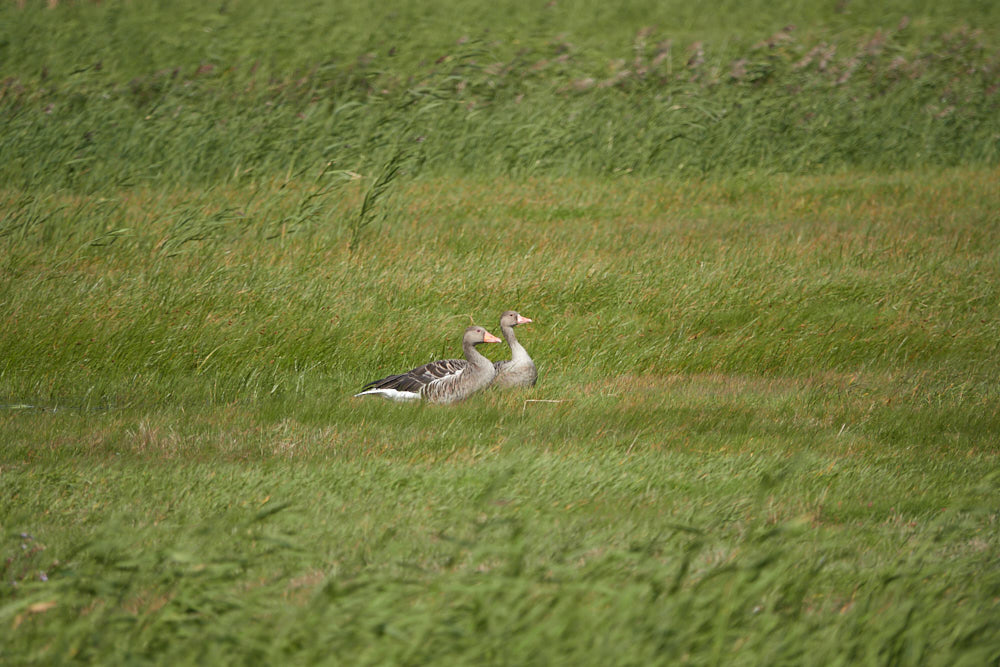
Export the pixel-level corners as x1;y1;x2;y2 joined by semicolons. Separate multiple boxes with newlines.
483;332;502;343
516;315;533;325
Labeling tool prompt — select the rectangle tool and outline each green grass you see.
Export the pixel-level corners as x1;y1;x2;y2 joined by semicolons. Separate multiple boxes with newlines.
2;0;999;188
3;0;1000;663
3;171;999;664
3;451;997;664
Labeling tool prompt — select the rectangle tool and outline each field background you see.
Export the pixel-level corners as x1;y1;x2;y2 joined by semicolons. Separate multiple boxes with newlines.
2;0;1000;663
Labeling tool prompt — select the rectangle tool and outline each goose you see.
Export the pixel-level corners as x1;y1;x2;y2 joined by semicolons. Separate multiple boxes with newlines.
493;310;537;388
354;325;502;404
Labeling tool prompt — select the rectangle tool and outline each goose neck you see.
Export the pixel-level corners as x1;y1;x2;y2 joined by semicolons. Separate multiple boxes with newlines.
463;340;493;371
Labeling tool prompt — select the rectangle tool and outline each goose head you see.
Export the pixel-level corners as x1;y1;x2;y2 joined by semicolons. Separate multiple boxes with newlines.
466;325;502;345
500;310;533;328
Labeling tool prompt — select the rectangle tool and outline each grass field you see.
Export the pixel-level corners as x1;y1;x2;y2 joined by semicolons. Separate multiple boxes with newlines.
3;1;1000;664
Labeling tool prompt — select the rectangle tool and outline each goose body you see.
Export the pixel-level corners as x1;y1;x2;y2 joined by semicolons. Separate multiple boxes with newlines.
493;310;537;388
355;326;501;404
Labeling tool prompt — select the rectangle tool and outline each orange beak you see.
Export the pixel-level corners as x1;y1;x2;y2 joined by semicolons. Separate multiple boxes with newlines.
516;315;532;325
483;331;502;343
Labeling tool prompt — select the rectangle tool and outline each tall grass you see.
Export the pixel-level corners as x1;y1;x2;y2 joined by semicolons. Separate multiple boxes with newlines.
2;171;998;410
2;0;998;190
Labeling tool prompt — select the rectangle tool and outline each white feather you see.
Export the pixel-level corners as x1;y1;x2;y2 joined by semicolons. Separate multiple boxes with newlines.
353;388;421;401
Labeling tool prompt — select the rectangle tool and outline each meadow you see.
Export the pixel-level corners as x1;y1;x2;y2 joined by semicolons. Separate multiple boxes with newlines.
2;0;1000;664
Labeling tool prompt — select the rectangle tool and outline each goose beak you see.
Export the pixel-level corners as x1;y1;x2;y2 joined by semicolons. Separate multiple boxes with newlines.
483;332;502;343
516;315;533;325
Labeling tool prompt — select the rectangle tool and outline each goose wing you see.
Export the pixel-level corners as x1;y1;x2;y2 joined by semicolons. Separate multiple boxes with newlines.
360;358;467;393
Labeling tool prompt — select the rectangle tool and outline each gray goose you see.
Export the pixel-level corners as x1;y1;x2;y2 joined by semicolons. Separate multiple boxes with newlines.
354;325;502;404
493;310;537;388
